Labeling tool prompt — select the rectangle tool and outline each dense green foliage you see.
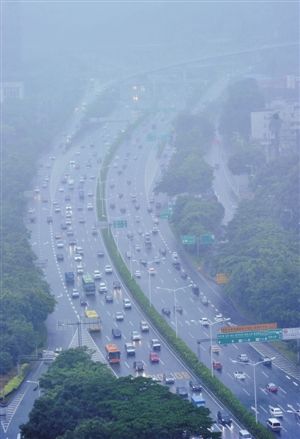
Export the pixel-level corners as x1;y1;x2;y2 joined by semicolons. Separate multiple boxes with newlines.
219;78;265;141
0;67;83;375
21;349;218;439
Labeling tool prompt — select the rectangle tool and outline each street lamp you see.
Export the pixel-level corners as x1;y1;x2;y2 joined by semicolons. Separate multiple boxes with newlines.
231;357;275;423
156;285;193;337
208;318;230;377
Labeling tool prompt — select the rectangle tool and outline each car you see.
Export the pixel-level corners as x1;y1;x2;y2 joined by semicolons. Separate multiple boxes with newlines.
60;223;67;230
126;231;134;240
76;265;84;275
149;352;160;363
266;383;278;393
91;227;98;236
189;381;202;392
133;361;144;372
174;305;183;314
105;265;113;274
135;244;141;252
163;374;175;385
269;407;283;417
71;289;80;298
211;345;221;354
93;270;102;280
239;430;252;439
176;387;188;399
159;247;167;256
152;226;158;234
123;298;132;309
266;418;282;431
105;294;113;303
112;328;122;339
47;216;53;224
75;246;84;255
151;339;161;351
97;251;104;258
161;308;171;317
115;311;124;321
201;295;209;305
74;254;82;262
140;321;149;332
98;282;107;293
212;361;222;370
125;342;135;356
56;241;64;249
238;354;249;363
260;356;273;367
56;254;64;262
80;298;87;306
191;283;199;295
131;331;141;341
180;270;188;279
154;256;160;264
148;267;156;275
135;270;141;278
113;280;121;290
217;411;232;426
199;317;209;326
69;239;77;246
234;371;246;380
87;203;93;210
79;218;85;224
140;259;147;267
214;313;223;322
126;251;132;259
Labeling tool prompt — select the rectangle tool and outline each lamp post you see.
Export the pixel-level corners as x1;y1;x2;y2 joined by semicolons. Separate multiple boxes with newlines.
146;260;157;307
156;285;193;337
208;318;230;377
232;357;275;423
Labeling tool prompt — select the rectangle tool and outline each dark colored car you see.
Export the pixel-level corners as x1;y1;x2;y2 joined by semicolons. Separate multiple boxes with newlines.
189;381;202;392
97;251;104;258
56;254;64;262
191;284;200;295
105;294;114;303
113;280;121;290
162;308;171;317
159;247;167;256
217;411;232;426
112;328;122;338
176;387;188;399
133;361;144;372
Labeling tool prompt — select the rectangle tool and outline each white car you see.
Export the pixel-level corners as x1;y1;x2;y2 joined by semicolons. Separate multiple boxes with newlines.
238;354;249;363
93;270;102;280
56;242;64;249
115;312;124;321
140;321;149;332
87;203;93;210
98;282;107;293
76;265;84;275
234;371;246;380
123;298;132;309
269;407;283;418
105;265;113;274
135;270;141;278
71;289;80;298
148;267;156;276
214;313;223;322
131;331;141;341
74;254;82;262
125;342;135;355
199;317;209;326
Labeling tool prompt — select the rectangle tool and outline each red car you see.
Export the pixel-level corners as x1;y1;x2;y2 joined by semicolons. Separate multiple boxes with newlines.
266;383;278;393
149;352;160;363
213;361;222;371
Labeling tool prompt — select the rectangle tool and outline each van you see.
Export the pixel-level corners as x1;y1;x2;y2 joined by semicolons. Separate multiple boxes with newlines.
267;418;281;431
239;430;252;439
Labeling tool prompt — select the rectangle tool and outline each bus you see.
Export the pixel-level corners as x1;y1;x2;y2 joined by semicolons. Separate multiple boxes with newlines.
84;310;101;332
82;274;96;294
105;344;121;364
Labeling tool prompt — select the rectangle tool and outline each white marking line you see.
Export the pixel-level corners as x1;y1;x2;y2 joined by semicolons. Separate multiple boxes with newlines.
188;332;195;339
261;371;269;378
279;387;287;394
293;381;299;387
242;388;250;396
259;405;268;414
286;375;291;380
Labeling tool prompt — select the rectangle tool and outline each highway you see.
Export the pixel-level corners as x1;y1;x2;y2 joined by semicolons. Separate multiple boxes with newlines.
3;80;299;439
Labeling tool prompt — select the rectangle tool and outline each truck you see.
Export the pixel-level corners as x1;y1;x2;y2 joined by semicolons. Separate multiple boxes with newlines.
191;393;206;408
64;271;75;285
82;274;96;294
84;309;101;332
105;344;121;364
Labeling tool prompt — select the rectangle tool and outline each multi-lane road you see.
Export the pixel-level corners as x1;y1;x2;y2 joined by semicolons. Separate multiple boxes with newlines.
2;83;299;439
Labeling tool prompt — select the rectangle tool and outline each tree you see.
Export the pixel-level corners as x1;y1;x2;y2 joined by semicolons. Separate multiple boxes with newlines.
21;349;220;439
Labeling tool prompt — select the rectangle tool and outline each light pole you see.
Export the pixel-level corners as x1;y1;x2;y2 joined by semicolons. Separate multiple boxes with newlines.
156;285;192;337
208;318;230;377
232;357;275;423
147;260;157;307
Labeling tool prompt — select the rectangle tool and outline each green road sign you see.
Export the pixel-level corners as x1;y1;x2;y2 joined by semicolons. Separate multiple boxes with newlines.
113;219;127;229
181;235;196;245
160;207;173;220
200;233;215;245
217;329;282;345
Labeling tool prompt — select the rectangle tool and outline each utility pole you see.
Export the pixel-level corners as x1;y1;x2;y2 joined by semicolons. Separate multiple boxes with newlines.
57;318;86;347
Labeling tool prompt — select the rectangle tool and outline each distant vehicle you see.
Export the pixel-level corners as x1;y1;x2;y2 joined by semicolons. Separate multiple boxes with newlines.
151;339;161;351
217;411;232;426
266;418;281;431
191;393;206;408
214;313;223;322
93;270;102;280
74;254;82;262
239;430;252;439
176;387;188;399
266;383;278;393
260;356;272;366
269;407;283;417
82;274;96;294
175;305;183;314
47;216;53;224
148;267;156;275
71;289;80;299
131;331;141;341
189;381;202;392
135;270;141;278
112;328;122;339
98;282;107;293
201;295;209;305
115;311;124;321
180;270;188;280
125;342;135;356
238;354;249;363
159;247;166;256
163;374;175;385
56;254;64;262
105;344;120;364
133;361;144;372
212;361;222;371
140;321;149;332
211;345;221;354
113;280;121;290
199;317;209;327
191;284;199;295
105;265;113;274
149;352;160;363
84;309;101;332
234;371;246;380
123;298;132;309
97;251;104;258
161;308;171;317
64;272;75;285
80;298;87;307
